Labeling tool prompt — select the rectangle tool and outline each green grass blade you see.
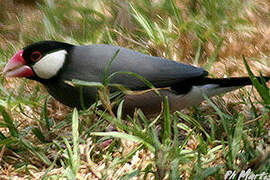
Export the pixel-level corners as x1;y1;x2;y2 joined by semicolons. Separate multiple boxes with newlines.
72;108;80;175
0;131;6;140
194;41;202;65
91;131;155;152
117;100;124;121
178;129;193;154
69;80;104;88
137;109;149;127
103;49;120;85
243;56;270;104
170;159;180;180
63;167;76;180
107;71;160;96
63;137;73;167
79;86;86;110
130;4;156;41
41;151;61;180
176;111;210;141
204;38;223;71
32;128;48;143
20;138;51;165
169;0;182;27
41;97;52;131
173;114;179;150
120;169;141;179
231;113;244;162
163;96;171;143
0;106;18;137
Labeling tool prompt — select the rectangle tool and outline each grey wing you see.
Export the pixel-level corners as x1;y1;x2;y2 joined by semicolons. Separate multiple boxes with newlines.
67;45;208;90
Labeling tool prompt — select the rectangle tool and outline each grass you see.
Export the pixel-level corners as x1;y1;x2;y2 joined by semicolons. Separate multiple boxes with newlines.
0;0;270;179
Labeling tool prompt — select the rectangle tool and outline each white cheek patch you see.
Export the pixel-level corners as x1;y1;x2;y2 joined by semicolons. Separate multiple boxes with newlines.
33;50;67;79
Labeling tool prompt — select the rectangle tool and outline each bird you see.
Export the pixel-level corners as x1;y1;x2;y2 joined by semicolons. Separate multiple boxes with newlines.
3;40;270;116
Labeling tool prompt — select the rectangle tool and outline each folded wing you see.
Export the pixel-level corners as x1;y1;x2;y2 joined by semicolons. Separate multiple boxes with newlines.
66;44;208;90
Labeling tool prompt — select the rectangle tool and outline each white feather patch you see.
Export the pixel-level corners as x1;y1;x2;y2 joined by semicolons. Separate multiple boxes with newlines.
33;50;67;79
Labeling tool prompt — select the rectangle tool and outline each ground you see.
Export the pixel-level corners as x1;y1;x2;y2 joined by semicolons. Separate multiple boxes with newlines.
0;0;270;179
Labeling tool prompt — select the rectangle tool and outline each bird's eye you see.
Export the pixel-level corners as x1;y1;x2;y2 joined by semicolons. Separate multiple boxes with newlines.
30;51;42;62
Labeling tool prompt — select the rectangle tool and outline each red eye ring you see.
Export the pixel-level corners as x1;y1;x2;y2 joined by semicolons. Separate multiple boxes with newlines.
30;51;42;62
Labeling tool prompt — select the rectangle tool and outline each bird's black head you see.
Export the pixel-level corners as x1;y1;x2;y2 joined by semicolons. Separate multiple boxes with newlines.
3;40;74;81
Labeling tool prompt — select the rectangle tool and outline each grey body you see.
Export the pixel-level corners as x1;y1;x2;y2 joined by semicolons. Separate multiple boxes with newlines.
43;44;208;113
19;41;266;116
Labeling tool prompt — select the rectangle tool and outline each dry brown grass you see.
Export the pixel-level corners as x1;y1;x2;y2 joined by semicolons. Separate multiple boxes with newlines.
1;0;270;179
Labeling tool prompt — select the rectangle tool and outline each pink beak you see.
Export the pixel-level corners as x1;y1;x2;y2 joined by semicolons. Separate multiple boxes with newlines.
3;50;34;77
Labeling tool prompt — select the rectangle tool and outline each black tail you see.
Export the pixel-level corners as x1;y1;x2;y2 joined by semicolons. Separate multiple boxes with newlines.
172;76;270;95
195;76;270;87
